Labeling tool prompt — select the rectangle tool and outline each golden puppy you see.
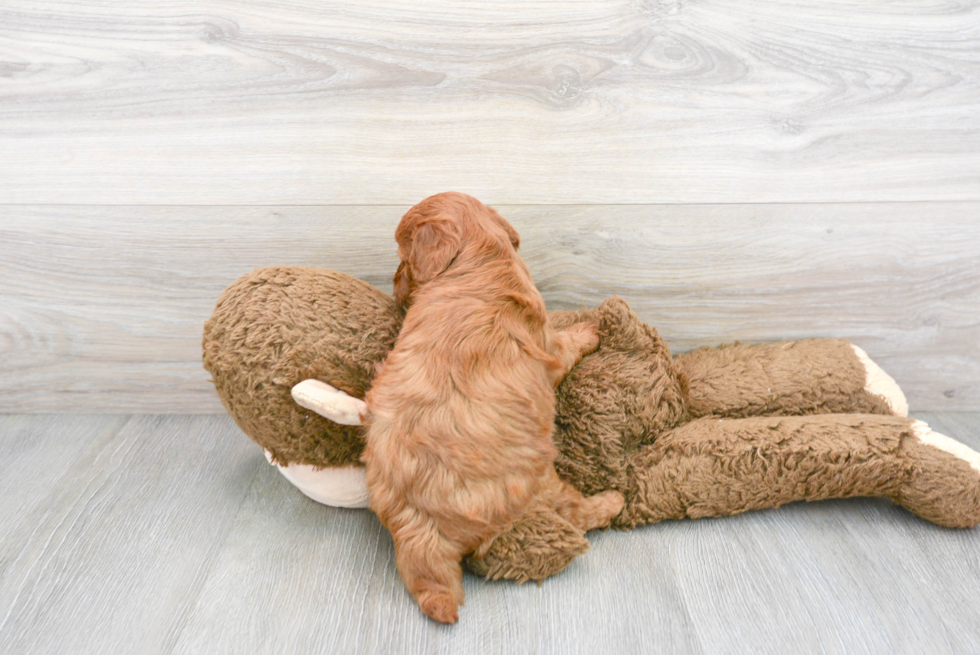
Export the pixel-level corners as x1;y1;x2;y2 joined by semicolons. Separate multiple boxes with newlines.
363;192;624;624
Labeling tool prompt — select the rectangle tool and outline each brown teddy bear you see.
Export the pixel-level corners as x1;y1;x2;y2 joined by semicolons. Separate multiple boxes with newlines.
203;266;980;583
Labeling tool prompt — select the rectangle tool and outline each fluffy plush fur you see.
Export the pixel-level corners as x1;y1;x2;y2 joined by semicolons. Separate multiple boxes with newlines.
362;193;622;623
202;195;980;616
202;267;400;467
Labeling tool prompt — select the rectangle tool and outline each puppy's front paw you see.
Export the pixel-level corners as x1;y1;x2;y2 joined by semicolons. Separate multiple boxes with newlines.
568;321;600;357
598;490;625;522
589;490;625;529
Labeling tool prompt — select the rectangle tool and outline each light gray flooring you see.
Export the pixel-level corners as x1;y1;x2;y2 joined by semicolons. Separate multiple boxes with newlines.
2;413;979;655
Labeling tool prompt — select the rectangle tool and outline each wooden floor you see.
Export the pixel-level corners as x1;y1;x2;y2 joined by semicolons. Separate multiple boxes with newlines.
2;412;979;654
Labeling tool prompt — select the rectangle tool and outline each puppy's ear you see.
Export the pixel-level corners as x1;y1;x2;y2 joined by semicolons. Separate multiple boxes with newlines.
409;218;462;285
501;220;520;250
489;208;520;250
393;261;412;306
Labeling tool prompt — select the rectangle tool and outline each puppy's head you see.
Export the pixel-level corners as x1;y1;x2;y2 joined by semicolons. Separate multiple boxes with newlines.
393;192;520;305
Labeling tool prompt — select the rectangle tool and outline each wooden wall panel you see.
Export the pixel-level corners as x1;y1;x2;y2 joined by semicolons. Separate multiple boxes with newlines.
1;1;978;204
1;203;977;412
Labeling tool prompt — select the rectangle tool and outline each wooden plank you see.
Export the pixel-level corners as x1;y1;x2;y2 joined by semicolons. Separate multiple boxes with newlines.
0;415;264;655
1;413;979;653
666;499;970;654
668;411;980;655
0;414;128;548
170;447;705;655
1;203;977;412
1;1;978;204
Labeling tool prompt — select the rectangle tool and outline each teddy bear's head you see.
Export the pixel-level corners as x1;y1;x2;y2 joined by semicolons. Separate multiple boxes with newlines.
203;267;402;468
204;270;689;491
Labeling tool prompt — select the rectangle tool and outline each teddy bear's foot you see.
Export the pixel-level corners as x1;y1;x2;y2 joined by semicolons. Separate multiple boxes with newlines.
263;450;370;508
291;379;367;425
851;345;908;417
895;420;980;528
618;414;980;530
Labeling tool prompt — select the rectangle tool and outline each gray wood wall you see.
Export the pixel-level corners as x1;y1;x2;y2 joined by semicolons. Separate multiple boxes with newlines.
2;1;978;412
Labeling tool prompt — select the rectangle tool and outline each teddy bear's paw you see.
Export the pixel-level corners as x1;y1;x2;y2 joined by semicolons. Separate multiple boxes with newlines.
911;420;980;474
291;379;367;425
896;421;980;528
851;345;908;417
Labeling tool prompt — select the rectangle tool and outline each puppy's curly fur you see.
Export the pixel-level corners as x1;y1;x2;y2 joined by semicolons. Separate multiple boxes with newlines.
363;193;624;624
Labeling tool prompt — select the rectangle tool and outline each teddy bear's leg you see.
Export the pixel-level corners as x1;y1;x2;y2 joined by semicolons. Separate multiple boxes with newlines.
674;339;908;418
618;414;980;530
465;503;590;583
291;379;367;425
898;420;980;527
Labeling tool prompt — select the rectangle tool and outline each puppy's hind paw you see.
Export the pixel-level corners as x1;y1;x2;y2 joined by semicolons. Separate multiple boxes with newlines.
573;490;625;531
418;591;459;624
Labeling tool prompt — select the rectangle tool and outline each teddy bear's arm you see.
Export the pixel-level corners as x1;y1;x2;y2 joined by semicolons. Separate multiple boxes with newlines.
674;339;908;419
617;413;980;530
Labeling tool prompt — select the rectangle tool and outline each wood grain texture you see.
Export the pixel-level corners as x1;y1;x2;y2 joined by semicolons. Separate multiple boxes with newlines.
1;413;978;654
2;203;978;412
0;415;262;655
170;463;706;655
1;1;978;204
